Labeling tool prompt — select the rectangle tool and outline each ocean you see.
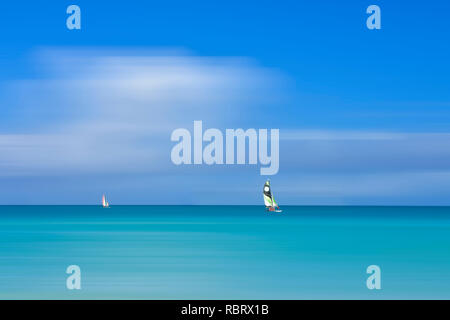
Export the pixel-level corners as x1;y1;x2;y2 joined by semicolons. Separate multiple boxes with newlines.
0;205;449;299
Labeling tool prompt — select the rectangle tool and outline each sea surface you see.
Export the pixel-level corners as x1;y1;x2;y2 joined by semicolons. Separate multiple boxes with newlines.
0;205;449;299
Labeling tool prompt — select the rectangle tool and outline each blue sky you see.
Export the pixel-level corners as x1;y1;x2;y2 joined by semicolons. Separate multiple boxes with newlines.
1;1;450;205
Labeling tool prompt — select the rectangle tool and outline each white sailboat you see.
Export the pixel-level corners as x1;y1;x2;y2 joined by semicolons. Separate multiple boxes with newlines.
102;194;110;208
263;180;282;213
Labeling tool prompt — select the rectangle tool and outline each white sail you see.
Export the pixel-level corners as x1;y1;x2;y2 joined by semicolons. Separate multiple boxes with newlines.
263;180;274;207
102;194;109;208
264;194;273;207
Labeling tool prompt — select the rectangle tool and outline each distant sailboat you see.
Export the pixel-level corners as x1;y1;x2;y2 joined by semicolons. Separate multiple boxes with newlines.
102;194;110;208
263;180;282;213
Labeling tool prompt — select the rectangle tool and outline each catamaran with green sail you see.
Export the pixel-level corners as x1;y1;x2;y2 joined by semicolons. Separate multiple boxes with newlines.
263;180;282;212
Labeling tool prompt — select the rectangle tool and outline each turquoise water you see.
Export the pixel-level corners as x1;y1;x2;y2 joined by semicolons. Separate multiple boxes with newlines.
0;205;450;299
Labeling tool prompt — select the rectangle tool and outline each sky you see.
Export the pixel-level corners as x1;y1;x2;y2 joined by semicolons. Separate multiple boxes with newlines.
0;0;450;205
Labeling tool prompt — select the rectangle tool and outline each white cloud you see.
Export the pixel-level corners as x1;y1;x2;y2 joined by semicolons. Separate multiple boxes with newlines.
2;48;450;205
281;130;407;140
281;130;450;141
0;48;284;176
274;170;450;205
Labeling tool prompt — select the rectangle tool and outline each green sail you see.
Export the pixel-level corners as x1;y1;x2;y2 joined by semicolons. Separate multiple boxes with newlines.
272;197;277;207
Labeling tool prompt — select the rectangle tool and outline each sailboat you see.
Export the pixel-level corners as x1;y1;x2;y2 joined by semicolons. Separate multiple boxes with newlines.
263;180;282;213
102;194;110;208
